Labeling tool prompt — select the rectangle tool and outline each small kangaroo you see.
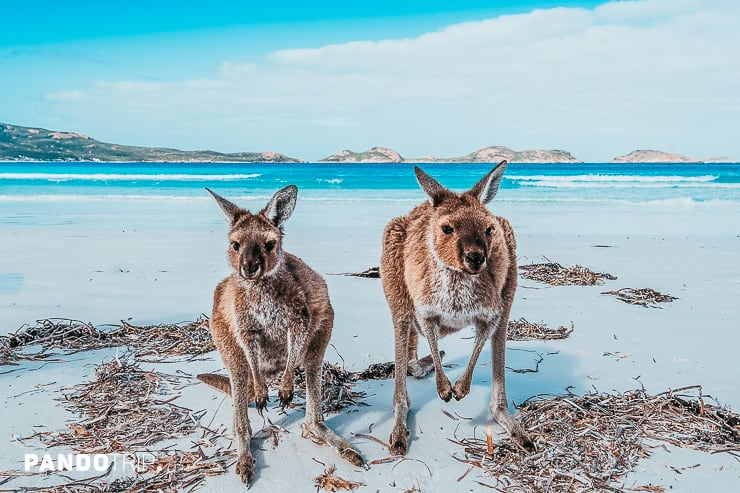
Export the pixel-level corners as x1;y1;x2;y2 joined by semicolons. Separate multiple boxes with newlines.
380;161;533;455
198;186;364;486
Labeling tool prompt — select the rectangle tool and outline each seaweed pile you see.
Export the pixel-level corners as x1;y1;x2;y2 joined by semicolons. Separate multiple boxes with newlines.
452;386;739;492
601;288;678;308
0;316;213;363
22;358;234;492
507;317;574;341
519;262;617;286
339;267;381;278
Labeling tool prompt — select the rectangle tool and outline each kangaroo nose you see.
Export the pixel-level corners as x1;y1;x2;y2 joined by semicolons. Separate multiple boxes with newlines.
465;251;486;270
244;260;260;276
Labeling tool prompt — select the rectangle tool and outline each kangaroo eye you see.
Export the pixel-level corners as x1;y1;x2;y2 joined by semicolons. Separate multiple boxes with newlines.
265;240;276;252
231;241;240;251
441;225;454;234
486;226;493;236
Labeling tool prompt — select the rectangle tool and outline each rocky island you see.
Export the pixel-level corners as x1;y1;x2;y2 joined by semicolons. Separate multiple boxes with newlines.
0;122;301;163
2;121;734;164
413;146;581;163
611;150;698;163
611;150;737;163
320;145;582;163
319;147;403;163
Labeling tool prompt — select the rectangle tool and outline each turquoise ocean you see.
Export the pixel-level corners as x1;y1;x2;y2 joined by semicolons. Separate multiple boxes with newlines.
2;162;740;208
1;161;739;301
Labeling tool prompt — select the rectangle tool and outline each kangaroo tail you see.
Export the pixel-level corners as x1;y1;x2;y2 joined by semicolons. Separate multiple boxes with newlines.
197;373;232;396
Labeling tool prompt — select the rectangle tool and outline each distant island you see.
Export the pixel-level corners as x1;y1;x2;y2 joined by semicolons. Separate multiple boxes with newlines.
319;147;405;163
611;150;735;163
0;122;301;163
320;146;581;163
1;121;734;163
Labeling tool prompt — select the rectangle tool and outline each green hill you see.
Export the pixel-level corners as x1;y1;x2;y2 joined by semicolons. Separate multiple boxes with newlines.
0;122;301;163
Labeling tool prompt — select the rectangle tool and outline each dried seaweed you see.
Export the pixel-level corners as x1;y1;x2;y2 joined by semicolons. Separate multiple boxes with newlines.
507;318;574;341
353;361;395;380
519;261;617;286
337;266;381;278
314;464;364;491
0;316;213;364
101;449;234;493
601;288;678;308
34;358;201;453
11;448;235;493
23;450;233;493
291;363;369;414
16;357;235;492
452;386;740;492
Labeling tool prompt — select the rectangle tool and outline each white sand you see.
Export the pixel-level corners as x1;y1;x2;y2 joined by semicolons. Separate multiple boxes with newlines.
1;197;739;490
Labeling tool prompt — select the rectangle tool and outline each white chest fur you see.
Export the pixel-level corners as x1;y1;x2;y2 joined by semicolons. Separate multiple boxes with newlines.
236;279;302;339
415;267;500;331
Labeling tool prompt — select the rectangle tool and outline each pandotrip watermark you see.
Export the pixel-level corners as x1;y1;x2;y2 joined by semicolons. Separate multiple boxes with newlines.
24;452;160;474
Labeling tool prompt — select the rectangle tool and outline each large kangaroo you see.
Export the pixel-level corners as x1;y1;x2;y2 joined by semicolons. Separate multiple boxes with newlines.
380;161;533;455
198;186;364;486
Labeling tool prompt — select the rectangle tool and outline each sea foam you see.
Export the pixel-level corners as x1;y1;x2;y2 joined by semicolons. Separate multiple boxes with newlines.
0;173;262;182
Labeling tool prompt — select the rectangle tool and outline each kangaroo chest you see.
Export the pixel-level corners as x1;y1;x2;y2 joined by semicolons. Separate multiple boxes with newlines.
415;268;501;334
241;282;308;337
235;279;309;379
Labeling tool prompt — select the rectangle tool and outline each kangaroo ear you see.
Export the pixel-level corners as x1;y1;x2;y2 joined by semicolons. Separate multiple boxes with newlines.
263;185;298;227
206;188;242;224
414;166;447;206
468;160;507;204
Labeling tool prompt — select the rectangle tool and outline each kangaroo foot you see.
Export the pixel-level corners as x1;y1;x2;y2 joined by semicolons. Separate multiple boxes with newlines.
340;446;366;468
436;375;453;402
513;429;535;451
389;425;410;455
493;408;535;452
235;453;255;486
452;378;471;401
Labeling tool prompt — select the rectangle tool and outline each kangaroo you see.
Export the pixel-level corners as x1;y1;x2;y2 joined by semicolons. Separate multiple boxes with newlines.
380;161;533;455
198;185;364;486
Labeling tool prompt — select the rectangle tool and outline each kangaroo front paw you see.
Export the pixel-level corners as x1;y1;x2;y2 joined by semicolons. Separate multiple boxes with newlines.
255;394;269;416
436;376;453;402
452;379;471;401
278;387;294;408
389;425;410;456
340;446;366;468
235;453;255;485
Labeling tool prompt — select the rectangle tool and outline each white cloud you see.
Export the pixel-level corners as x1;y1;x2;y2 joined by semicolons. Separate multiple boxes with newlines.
41;0;740;161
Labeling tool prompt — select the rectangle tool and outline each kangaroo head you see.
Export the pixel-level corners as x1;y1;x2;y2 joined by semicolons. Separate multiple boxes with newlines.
414;161;507;275
207;185;298;281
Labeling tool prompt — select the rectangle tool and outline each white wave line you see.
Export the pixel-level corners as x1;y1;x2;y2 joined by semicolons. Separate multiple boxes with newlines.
507;174;719;183
0;195;738;206
516;182;740;189
0;173;262;181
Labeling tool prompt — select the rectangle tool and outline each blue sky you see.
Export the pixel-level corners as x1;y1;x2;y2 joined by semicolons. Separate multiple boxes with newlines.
1;0;738;161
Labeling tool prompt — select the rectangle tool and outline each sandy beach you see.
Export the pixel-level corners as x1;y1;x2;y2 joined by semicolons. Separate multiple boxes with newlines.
1;192;739;491
4;0;740;489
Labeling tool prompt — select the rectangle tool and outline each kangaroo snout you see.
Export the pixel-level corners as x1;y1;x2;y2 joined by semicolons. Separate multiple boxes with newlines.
241;258;261;279
464;250;486;271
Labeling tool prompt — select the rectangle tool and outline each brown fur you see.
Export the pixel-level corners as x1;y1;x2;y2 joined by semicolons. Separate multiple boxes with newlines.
379;161;533;455
199;186;364;486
